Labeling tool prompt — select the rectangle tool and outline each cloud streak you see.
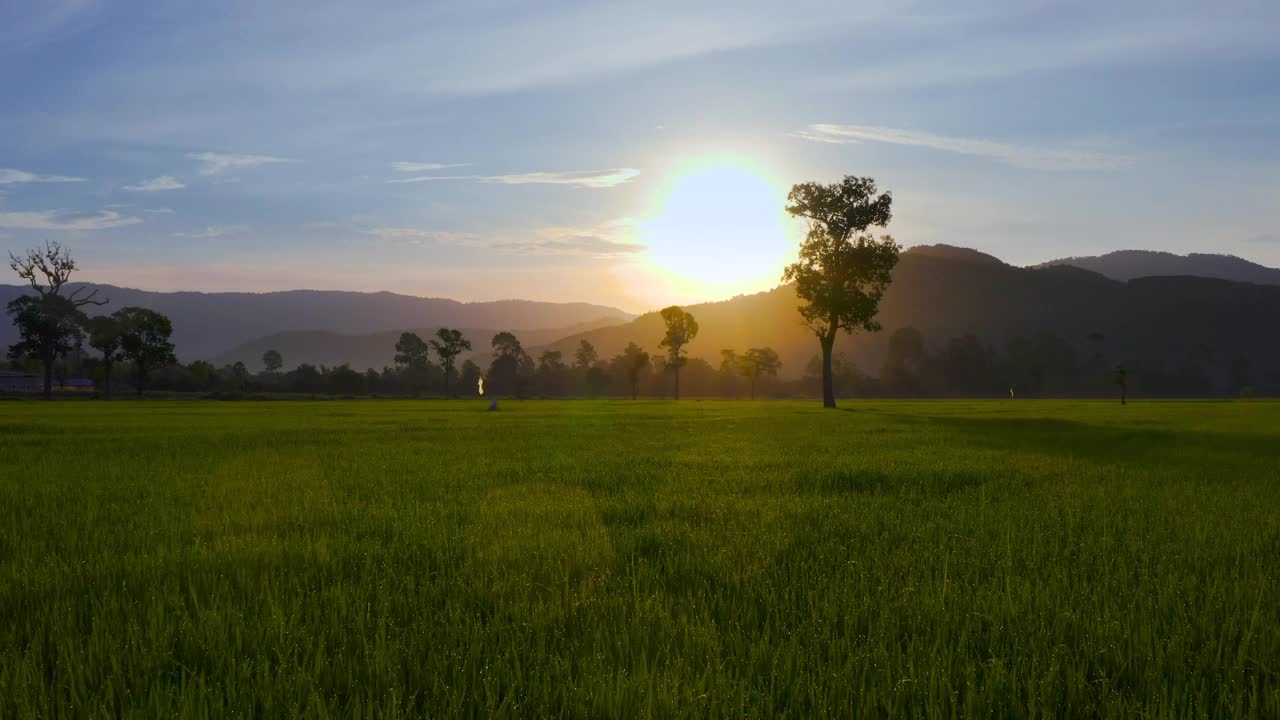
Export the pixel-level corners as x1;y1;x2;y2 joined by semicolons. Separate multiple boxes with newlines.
0;168;86;184
389;168;640;188
0;209;142;230
793;124;1132;171
490;233;646;257
173;225;246;239
368;221;646;256
187;152;291;176
124;175;186;191
391;162;468;173
367;227;480;245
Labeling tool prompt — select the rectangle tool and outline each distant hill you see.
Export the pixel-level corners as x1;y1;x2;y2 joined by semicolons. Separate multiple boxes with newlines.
0;284;631;361
535;245;1280;390
1038;250;1280;285
213;317;625;372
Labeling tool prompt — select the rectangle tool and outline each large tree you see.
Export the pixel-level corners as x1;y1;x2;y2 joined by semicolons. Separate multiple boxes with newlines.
7;242;107;399
116;307;176;397
85;314;126;399
488;332;533;397
6;295;85;397
394;332;434;396
430;328;471;397
658;306;699;400
262;349;284;374
782;176;900;408
734;347;782;400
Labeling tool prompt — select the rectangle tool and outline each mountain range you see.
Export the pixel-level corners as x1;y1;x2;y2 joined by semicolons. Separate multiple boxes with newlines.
0;285;631;362
5;248;1280;391
1038;250;1280;285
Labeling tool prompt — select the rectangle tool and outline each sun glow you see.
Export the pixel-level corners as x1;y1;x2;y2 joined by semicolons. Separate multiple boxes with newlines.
634;155;796;301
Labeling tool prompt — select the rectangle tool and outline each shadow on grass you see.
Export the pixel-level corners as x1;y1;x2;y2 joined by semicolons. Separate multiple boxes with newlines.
855;411;1278;472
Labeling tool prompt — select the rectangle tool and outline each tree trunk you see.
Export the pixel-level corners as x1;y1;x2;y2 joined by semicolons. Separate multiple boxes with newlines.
1120;384;1126;405
136;364;145;398
42;349;54;400
673;363;680;401
820;332;836;409
750;376;756;401
631;379;638;400
103;359;112;400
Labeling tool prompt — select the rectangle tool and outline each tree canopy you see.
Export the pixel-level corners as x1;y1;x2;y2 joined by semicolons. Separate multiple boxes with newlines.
430;328;471;396
116;306;176;397
659;306;699;400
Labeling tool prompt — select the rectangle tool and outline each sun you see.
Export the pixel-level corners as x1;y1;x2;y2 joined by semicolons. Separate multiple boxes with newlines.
634;155;796;300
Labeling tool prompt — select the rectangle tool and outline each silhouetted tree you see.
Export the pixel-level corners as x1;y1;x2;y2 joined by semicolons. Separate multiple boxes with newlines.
719;349;742;397
931;334;995;396
488;332;533;397
431;328;471;397
1113;365;1128;405
537;349;568;395
116;307;176;397
880;327;927;395
735;347;782;400
659;306;699;400
262;349;284;374
782;176;899;408
289;363;324;393
459;359;482;396
328;364;364;395
7;242;107;399
574;340;598;371
85;315;126;399
613;342;650;400
395;332;433;396
6;295;84;399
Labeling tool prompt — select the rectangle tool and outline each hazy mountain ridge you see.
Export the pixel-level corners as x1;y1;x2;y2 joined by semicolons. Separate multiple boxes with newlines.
533;247;1280;387
1037;250;1280;285
0;284;632;361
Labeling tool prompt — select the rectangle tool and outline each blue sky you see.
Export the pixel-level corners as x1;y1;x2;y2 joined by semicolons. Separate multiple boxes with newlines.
2;0;1278;312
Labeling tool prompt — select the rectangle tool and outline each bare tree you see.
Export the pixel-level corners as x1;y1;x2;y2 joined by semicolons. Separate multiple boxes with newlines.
7;242;107;399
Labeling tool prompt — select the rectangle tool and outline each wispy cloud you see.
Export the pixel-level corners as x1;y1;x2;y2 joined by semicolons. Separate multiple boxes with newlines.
186;152;290;176
367;227;480;245
123;175;185;191
0;209;142;230
1245;233;1279;244
491;233;646;257
0;167;86;184
793;124;1132;171
369;220;645;256
144;207;175;214
493;220;646;257
389;168;640;188
391;161;468;173
173;225;246;239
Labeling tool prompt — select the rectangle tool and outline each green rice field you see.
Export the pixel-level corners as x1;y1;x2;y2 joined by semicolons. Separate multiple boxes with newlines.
1;399;1277;717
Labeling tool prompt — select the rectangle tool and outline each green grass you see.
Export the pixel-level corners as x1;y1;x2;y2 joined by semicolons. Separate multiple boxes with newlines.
1;399;1277;717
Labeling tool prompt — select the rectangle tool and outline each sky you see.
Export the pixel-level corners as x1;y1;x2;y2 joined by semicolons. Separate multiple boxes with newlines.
1;0;1278;313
